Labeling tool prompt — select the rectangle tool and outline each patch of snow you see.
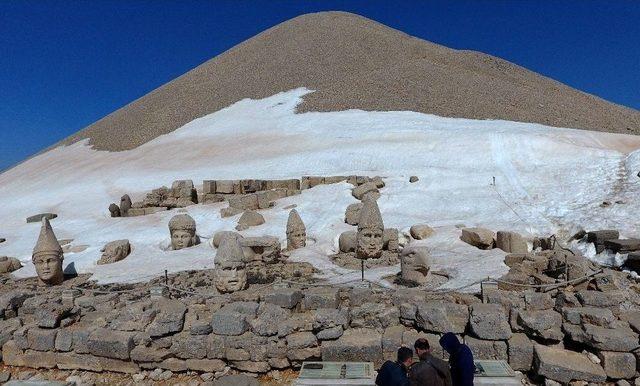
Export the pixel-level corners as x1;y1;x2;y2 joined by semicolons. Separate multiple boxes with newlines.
1;88;640;290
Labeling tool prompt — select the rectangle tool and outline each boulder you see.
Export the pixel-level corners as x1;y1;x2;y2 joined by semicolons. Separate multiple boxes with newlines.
262;289;302;309
236;210;265;230
409;176;419;183
514;310;563;342
27;327;57;351
496;231;528;253
212;231;242;248
0;256;22;274
338;231;357;253
464;336;507;360
228;194;259;211
303;288;340;310
469;304;512;340
210;311;249;336
604;238;640;253
562;307;615;327
508;333;533;372
460;227;495;249
352;182;379;200
410;224;434;240
533;344;606;383
286;331;317;349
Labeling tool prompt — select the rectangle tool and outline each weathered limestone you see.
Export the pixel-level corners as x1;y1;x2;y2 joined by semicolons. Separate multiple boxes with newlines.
170;180;198;207
0;256;22;274
212;231;242;248
98;240;131;265
214;235;248;293
344;203;363;225
236;210;265;231
321;328;383;367
286;209;306;250
460;227;495;249
120;194;132;216
533;344;606;383
240;237;281;264
399;246;431;285
464;336;507;360
410;224;434;240
496;231;528;253
32;218;64;286
514;309;563;342
356;199;384;260
108;203;121;217
338;231;357;253
168;214;200;250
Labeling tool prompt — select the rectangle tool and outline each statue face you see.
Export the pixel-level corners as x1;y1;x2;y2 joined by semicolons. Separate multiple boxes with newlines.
33;253;63;285
400;246;431;285
356;227;384;259
214;261;247;293
287;229;306;250
171;230;195;250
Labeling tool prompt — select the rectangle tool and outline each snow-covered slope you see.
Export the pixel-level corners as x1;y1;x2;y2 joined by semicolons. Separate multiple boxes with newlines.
2;88;640;288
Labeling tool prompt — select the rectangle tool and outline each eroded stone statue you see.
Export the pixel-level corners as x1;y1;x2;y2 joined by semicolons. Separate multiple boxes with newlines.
168;214;200;250
400;245;431;285
286;209;306;250
32;218;64;286
98;239;131;265
356;199;384;260
120;194;132;216
214;235;248;293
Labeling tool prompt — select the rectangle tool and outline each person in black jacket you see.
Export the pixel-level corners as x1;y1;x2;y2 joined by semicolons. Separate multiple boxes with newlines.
376;346;413;386
439;332;475;386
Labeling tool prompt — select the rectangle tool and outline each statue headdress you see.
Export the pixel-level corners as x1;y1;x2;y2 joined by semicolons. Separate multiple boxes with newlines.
32;218;63;260
168;214;196;233
215;234;245;266
286;209;306;234
357;198;384;231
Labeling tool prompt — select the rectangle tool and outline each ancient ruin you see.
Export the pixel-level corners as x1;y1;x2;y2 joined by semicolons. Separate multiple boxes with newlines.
286;209;306;250
168;214;200;250
214;235;248;293
31;218;64;286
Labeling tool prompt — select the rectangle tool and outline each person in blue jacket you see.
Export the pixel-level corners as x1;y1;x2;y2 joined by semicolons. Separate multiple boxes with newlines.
439;333;475;386
376;346;413;386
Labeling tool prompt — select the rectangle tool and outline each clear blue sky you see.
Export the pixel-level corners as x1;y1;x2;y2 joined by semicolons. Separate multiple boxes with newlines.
1;0;639;170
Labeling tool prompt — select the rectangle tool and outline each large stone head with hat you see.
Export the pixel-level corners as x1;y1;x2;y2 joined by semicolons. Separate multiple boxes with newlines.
286;209;306;250
214;234;248;293
356;198;384;260
32;218;64;285
168;214;199;250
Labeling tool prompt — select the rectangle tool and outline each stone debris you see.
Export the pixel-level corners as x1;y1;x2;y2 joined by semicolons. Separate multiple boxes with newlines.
97;239;131;265
533;344;606;383
460;227;495;250
344;202;363;225
496;230;528;253
409;176;419;183
235;210;265;231
409;224;434;240
0;256;22;274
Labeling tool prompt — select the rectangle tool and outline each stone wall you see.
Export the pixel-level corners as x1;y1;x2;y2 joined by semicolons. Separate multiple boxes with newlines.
1;275;639;384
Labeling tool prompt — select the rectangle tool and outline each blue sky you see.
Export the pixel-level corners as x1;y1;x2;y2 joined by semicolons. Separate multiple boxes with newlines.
1;0;639;170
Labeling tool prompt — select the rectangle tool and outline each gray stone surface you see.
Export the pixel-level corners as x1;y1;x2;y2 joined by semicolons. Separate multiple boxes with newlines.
507;333;533;372
415;302;469;334
27;327;57;351
146;299;187;337
533;344;606;383
460;227;495;249
303;288;340;310
321;328;383;367
464;336;507;360
26;213;57;223
515;309;563;341
262;289;302;309
87;328;135;360
496;231;528;253
599;351;636;380
409;224;434;240
562;306;615;327
469;304;512;340
211;311;249;336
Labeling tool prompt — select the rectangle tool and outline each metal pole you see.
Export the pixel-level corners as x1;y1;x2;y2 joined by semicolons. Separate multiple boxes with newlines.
361;260;364;282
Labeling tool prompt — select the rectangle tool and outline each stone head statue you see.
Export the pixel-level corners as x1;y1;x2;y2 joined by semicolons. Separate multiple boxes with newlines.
120;194;132;216
98;239;131;265
214;235;248;293
168;214;199;250
356;199;384;259
400;245;431;285
32;218;64;286
286;209;306;250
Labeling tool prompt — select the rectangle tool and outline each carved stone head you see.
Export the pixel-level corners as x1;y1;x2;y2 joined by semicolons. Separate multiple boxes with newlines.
98;239;131;265
400;245;431;285
120;194;132;215
356;199;384;259
32;218;64;286
168;214;199;250
214;235;248;293
286;209;306;250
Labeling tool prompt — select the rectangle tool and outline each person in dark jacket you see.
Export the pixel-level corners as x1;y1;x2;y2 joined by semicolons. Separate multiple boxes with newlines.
408;338;452;386
376;346;413;386
439;332;475;386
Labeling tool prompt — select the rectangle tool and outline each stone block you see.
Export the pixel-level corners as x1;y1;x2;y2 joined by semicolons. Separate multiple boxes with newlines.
508;333;533;372
87;328;135;360
470;304;512;340
524;292;554;311
382;325;405;361
410;224;434;240
202;180;216;194
146;299;187;337
130;345;171;362
232;360;270;373
185;358;226;373
415;302;469;334
27;327;57;351
599;351;635;380
264;179;300;191
345;203;363;225
464;336;507;360
587;230;619;244
301;176;325;190
287;347;321;361
286;331;317;349
228;194;259;210
562;307;615;327
313;308;350;330
216;180;240;194
54;328;73;352
460;227;495;249
604;238;640;253
533;344;606;383
211;311;249;336
321;328;383;367
496;231;528;253
171;333;207;359
352;182;379;200
57;351;140;373
303;288;340;310
316;326;343;341
515;309;563;342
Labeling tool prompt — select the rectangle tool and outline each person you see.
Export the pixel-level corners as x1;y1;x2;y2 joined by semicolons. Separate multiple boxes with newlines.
439;332;475;386
409;338;452;386
376;346;413;386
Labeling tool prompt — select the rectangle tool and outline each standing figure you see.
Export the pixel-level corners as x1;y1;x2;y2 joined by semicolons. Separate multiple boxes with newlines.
32;218;64;286
409;338;452;386
356;198;384;260
376;347;412;386
286;209;306;250
168;214;200;250
440;332;475;386
214;235;248;293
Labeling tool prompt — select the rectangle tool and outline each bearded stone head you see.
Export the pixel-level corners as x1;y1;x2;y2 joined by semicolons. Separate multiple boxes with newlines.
168;214;199;250
400;245;431;285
